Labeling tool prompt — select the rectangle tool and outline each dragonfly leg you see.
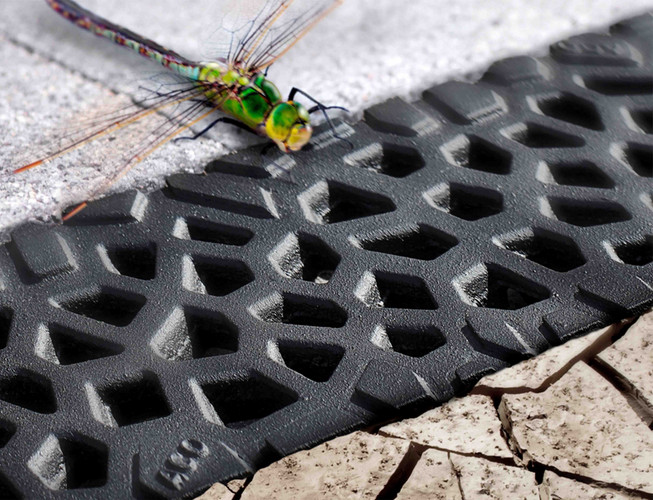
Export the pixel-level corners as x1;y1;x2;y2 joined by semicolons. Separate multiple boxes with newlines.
289;88;353;149
174;116;256;143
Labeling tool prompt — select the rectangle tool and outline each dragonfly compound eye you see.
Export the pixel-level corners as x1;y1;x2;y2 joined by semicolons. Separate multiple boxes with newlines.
285;122;313;152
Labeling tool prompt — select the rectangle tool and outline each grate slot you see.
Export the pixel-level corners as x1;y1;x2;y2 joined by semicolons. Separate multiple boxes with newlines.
425;183;503;221
102;244;157;281
277;342;345;382
55;288;145;327
546;198;631;227
536;93;604;130
443;135;512;175
268;233;340;284
504;122;585;148
175;218;253;246
0;371;57;414
583;76;653;95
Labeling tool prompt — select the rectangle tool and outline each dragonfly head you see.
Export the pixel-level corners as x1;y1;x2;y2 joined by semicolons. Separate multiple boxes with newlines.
265;101;313;152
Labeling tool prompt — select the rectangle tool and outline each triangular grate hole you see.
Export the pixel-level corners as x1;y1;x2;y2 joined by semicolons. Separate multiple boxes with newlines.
44;326;122;365
191;258;254;296
200;374;297;429
354;224;458;261
278;342;345;382
105;244;157;280
298;181;395;224
455;264;550;310
443;135;512;174
0;371;57;414
537;93;603;130
495;228;586;272
504;123;584;148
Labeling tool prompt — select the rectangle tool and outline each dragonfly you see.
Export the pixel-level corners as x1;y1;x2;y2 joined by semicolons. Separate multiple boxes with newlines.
15;0;345;218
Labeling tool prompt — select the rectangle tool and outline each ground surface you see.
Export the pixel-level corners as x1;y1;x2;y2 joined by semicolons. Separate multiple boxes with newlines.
197;310;653;499
2;0;653;239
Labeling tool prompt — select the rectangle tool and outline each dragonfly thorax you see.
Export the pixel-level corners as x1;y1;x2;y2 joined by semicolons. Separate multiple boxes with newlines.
197;64;312;152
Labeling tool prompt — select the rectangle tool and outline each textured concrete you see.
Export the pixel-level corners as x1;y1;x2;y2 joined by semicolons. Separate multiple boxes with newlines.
2;0;653;237
395;449;462;500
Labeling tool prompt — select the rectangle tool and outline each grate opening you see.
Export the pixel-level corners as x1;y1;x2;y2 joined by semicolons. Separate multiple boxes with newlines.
298;180;396;224
495;228;586;272
174;218;253;246
424;183;503;221
205;159;271;179
277;342;345;382
454;264;550;310
0;421;15;448
545;198;631;227
163;185;275;220
536;93;604;130
611;236;653;266
103;244;157;280
620;143;653;177
152;308;238;361
504;122;585;148
0;308;12;350
373;325;446;357
0;371;57;414
200;374;298;428
630;108;653;134
583;76;653;96
269;233;340;284
38;325;123;365
353;224;458;261
99;373;171;427
357;272;437;310
29;434;108;491
189;257;254;296
345;143;425;178
56;288;145;327
443;135;512;175
250;293;348;328
540;160;615;188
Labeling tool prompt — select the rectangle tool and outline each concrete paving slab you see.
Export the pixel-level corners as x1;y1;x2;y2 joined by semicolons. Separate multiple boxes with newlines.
395;449;462;500
540;470;646;500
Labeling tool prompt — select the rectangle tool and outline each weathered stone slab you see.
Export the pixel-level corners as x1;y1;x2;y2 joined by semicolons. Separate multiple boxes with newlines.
500;362;653;494
396;449;462;500
449;454;539;499
195;482;235;500
241;432;410;499
381;394;512;459
540;470;644;500
474;323;621;394
598;312;653;412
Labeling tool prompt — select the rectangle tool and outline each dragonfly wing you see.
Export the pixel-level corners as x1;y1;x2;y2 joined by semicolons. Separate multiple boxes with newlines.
201;0;342;71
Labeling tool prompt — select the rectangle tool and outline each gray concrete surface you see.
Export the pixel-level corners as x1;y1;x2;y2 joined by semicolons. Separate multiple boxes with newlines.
2;0;652;238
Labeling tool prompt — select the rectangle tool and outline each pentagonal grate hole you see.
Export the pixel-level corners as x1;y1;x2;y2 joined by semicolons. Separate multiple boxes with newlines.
454;264;550;310
250;293;347;328
630;109;653;134
186;257;254;296
55;288;145;327
152;308;238;361
298;180;395;224
344;143;425;178
442;135;512;175
373;325;446;358
0;308;12;350
356;271;437;310
583;76;653;96
102;244;157;280
545;198;631;227
276;342;345;382
0;420;15;448
610;236;653;266
353;224;458;261
0;371;57;414
503;122;585;148
536;93;604;130
199;374;297;428
494;228;586;272
174;218;253;246
424;183;503;221
28;434;108;490
268;233;340;284
98;373;170;427
37;325;123;365
539;160;615;188
618;143;653;178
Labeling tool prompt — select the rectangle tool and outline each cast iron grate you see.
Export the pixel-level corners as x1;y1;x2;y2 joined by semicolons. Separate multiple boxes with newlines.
0;15;652;499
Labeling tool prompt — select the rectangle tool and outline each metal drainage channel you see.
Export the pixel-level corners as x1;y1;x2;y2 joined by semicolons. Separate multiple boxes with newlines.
0;14;651;499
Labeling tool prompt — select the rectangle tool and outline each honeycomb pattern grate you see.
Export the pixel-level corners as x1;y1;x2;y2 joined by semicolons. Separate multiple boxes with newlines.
0;15;652;498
